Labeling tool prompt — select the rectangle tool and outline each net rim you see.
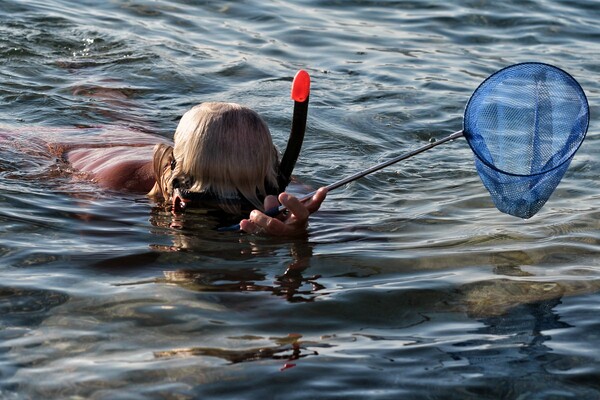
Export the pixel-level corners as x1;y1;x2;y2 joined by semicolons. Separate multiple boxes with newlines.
462;62;590;178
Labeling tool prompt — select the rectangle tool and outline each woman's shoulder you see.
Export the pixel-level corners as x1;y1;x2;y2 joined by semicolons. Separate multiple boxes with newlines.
67;144;159;193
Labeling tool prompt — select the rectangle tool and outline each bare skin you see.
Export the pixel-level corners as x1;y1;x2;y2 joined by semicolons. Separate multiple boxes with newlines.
67;146;156;192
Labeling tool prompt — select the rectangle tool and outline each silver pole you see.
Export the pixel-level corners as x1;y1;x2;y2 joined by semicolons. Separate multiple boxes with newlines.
298;129;465;203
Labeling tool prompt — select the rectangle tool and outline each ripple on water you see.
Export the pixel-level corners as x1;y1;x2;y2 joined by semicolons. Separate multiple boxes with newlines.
0;0;599;398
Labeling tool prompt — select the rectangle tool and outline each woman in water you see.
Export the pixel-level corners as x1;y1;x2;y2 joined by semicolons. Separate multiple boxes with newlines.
65;101;327;236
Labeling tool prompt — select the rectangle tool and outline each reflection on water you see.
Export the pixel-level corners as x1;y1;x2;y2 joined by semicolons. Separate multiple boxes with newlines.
120;236;327;304
159;264;325;303
155;333;322;371
0;0;599;398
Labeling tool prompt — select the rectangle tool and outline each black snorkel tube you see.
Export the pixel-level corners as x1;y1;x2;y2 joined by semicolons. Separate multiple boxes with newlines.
277;70;311;192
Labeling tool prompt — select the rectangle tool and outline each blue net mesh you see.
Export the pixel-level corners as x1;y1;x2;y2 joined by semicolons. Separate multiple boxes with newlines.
463;63;589;218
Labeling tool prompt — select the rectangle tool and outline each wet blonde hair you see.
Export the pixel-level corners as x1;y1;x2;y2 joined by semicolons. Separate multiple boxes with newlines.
149;102;280;213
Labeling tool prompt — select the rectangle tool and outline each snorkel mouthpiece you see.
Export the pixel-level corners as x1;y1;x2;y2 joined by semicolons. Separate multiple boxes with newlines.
172;188;191;212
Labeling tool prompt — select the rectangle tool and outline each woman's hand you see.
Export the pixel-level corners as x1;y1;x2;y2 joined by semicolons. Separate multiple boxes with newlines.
240;187;327;236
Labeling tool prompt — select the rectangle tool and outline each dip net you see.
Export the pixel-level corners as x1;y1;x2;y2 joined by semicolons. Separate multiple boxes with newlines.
463;63;589;218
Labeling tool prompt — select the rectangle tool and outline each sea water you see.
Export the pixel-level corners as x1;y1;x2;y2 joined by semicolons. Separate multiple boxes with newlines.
0;0;599;398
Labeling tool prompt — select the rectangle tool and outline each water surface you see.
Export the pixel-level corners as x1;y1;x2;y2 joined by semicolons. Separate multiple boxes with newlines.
0;0;599;398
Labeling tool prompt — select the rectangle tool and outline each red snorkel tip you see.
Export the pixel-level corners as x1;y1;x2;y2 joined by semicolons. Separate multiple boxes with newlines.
291;70;310;103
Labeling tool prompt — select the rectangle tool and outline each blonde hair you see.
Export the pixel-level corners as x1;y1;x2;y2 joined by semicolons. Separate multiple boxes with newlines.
150;102;280;213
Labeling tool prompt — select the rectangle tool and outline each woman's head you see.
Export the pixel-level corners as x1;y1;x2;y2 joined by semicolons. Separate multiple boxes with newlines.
149;102;280;213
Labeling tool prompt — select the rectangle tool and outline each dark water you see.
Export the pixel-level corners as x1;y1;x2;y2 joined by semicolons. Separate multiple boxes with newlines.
1;0;599;399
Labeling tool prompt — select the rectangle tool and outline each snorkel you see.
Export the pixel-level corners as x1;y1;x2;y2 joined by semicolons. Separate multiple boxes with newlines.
278;69;311;192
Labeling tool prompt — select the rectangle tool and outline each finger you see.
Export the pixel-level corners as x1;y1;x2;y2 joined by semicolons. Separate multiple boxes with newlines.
249;210;287;235
263;194;279;210
239;218;258;234
279;192;309;222
305;187;328;213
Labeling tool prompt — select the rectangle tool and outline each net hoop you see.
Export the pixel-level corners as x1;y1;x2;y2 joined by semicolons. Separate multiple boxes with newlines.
463;62;589;178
